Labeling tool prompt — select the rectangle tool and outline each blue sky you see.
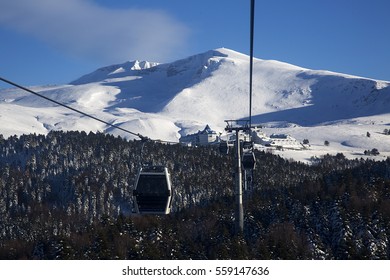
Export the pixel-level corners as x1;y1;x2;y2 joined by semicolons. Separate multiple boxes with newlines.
0;0;389;87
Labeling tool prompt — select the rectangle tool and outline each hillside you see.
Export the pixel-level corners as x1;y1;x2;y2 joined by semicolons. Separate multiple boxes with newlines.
1;48;390;161
1;131;390;259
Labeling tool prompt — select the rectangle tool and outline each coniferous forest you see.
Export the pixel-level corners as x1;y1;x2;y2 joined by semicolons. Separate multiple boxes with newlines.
0;131;390;259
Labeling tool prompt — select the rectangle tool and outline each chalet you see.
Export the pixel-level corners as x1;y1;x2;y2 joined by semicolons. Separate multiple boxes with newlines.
179;125;218;146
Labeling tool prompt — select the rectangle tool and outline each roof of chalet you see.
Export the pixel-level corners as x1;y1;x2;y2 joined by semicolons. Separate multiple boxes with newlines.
200;125;216;135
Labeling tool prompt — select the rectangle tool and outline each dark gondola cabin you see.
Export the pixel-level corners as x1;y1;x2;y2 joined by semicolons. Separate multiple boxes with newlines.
242;151;256;170
133;165;173;214
219;141;229;154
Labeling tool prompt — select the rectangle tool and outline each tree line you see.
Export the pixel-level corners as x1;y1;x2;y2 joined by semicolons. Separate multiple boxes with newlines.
0;131;390;259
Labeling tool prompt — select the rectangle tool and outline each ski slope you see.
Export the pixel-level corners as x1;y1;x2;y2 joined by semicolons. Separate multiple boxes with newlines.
1;48;390;162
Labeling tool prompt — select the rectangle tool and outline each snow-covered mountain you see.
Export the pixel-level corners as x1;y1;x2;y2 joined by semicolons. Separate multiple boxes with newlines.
1;48;390;161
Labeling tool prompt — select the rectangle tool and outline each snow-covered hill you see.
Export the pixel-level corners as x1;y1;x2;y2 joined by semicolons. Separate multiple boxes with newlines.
1;48;390;162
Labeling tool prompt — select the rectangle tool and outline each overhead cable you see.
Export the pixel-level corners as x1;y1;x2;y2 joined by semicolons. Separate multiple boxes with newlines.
0;76;148;140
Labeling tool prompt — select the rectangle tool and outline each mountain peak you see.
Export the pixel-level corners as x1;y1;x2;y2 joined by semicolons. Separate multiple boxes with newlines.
2;48;390;161
129;60;159;71
71;60;159;85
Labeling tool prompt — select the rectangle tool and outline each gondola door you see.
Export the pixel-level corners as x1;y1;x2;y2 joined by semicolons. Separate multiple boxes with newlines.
133;165;173;214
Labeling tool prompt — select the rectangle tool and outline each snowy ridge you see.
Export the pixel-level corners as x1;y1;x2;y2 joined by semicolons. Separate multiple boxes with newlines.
1;48;390;162
71;60;160;85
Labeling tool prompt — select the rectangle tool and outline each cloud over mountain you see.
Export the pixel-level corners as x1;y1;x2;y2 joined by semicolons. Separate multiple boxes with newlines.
0;0;189;63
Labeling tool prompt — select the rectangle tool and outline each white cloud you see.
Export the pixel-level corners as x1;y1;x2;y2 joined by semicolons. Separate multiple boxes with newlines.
0;0;190;63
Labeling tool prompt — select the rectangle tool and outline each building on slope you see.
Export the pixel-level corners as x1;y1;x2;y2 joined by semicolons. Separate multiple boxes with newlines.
180;125;304;150
251;128;304;150
179;125;218;146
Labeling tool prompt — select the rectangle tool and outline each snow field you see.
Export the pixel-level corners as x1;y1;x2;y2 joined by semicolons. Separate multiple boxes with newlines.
1;48;389;162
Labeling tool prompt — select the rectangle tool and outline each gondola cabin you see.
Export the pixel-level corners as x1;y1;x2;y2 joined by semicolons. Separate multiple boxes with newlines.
133;165;173;214
242;151;256;170
219;141;229;154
